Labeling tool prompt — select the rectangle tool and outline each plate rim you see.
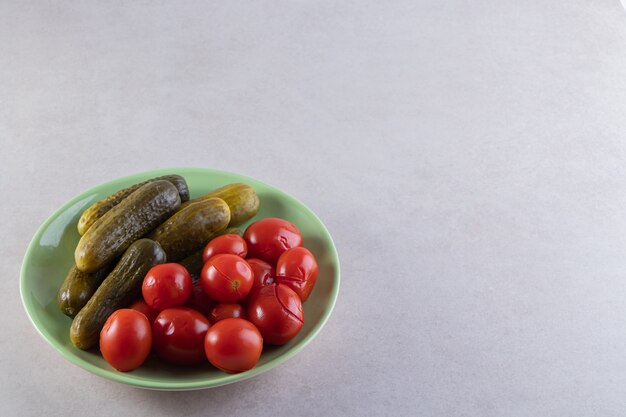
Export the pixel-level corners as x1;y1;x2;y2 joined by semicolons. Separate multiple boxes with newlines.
19;167;340;390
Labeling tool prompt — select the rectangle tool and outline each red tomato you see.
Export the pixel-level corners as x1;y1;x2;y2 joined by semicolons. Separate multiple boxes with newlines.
185;280;217;315
201;254;254;303
247;284;304;345
275;247;318;302
129;299;159;324
243;218;303;264
242;258;275;305
246;258;275;292
142;263;192;311
152;307;211;365
209;303;247;324
204;318;263;373
202;234;248;262
100;309;152;372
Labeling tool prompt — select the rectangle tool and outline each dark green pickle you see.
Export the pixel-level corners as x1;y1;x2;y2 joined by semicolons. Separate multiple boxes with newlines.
148;197;231;262
57;263;113;317
75;180;180;273
77;174;189;235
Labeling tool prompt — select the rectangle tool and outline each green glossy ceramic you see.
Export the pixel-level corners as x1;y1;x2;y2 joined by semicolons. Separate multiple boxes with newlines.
20;168;340;390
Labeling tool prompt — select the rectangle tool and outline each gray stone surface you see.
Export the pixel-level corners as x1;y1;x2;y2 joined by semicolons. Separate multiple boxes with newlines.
3;1;626;416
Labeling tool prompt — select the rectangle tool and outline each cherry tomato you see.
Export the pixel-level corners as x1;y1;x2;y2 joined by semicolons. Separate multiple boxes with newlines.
202;234;248;262
242;258;275;305
142;263;192;311
243;218;303;264
246;258;275;292
201;254;254;303
129;299;159;324
204;318;263;373
247;284;304;345
152;307;211;365
100;309;152;372
209;303;247;324
275;247;318;302
185;280;217;315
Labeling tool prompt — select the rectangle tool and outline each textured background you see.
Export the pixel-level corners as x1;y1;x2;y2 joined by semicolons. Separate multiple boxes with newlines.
3;1;626;416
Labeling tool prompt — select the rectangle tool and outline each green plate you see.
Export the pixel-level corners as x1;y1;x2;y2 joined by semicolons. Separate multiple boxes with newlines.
20;168;340;390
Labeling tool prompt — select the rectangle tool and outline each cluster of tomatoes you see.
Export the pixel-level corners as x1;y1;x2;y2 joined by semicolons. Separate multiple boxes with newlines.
99;218;319;373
